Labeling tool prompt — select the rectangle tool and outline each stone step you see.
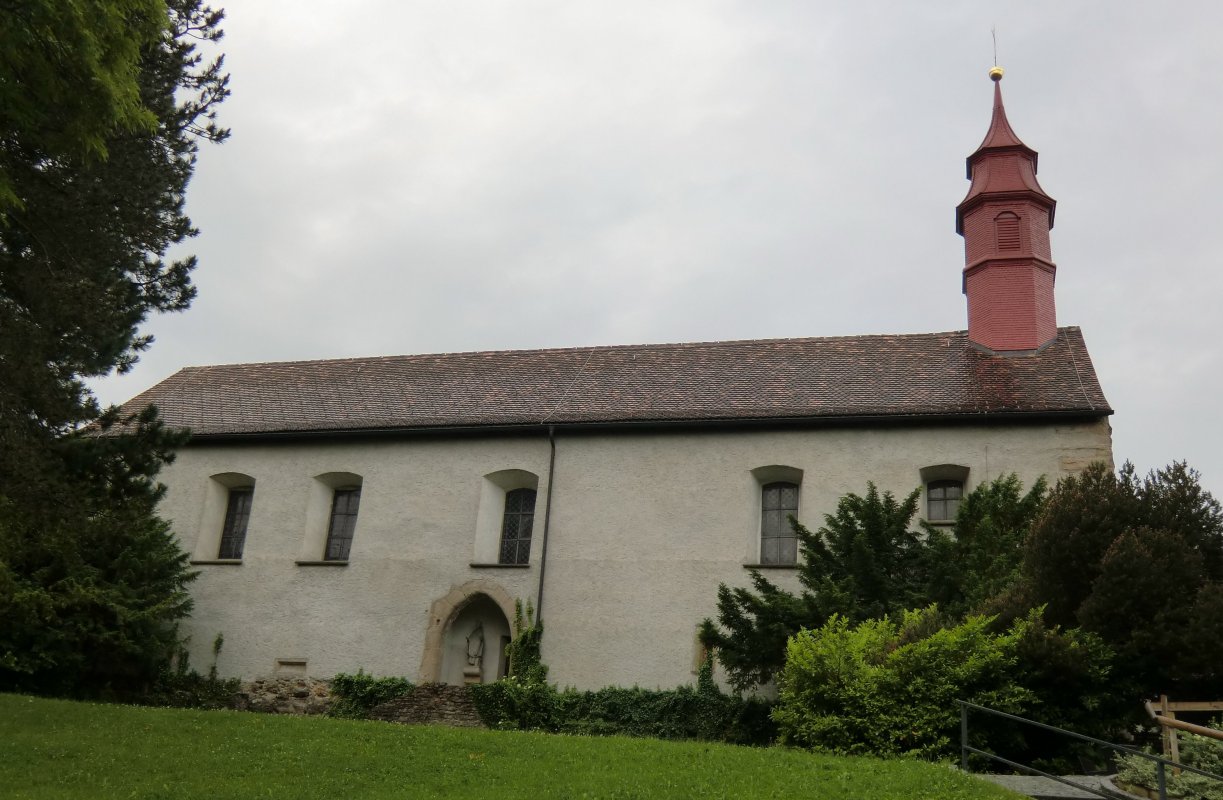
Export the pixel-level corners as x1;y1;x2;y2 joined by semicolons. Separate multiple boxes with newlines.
978;774;1121;800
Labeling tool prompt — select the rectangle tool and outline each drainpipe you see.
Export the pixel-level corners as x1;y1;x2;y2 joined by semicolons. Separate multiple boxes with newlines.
535;425;557;622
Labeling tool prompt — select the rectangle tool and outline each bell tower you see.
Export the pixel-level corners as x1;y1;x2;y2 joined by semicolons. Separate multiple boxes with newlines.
956;67;1058;352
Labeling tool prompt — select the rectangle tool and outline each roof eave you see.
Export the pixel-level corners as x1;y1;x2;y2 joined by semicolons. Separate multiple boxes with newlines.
175;407;1114;444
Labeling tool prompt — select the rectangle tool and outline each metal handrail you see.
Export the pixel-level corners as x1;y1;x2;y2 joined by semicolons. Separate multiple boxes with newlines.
958;700;1223;800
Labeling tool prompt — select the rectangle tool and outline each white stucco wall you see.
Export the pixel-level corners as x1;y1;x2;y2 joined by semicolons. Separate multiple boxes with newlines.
161;418;1112;690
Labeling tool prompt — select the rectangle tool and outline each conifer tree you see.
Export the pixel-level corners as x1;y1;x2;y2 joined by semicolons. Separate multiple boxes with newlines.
924;474;1048;618
0;1;229;695
700;484;926;691
1023;461;1223;696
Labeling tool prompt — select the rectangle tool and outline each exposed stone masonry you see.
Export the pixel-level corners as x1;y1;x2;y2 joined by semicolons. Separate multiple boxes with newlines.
234;677;333;715
368;683;486;728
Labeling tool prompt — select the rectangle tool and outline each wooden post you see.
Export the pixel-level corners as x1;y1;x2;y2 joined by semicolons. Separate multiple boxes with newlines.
1161;695;1180;775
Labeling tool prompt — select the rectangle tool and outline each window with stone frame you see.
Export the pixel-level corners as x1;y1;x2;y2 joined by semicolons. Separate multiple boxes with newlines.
760;481;799;565
324;487;361;561
926;479;964;523
217;487;254;559
498;488;536;565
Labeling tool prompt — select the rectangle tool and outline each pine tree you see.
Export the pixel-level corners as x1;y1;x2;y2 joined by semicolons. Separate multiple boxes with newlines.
0;1;229;696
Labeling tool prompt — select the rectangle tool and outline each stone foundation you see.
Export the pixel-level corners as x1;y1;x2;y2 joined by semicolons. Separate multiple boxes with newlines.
235;677;333;715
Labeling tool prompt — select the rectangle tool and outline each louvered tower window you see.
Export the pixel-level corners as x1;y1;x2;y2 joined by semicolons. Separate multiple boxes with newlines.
995;212;1021;251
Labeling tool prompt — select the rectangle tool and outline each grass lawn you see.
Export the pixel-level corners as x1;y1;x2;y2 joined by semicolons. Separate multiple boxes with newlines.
0;694;1024;799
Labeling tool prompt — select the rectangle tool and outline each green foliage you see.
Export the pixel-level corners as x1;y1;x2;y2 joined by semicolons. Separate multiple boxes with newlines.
0;409;196;695
471;614;773;745
143;634;239;709
327;670;414;720
0;1;229;698
797;484;928;620
0;693;1025;800
925;474;1047;617
774;606;1113;761
0;0;167;210
469;598;554;730
469;662;776;746
701;483;934;690
505;599;546;681
775;607;1023;758
698;570;810;691
1;0;229;432
1117;718;1223;800
1024;462;1223;696
1023;463;1145;627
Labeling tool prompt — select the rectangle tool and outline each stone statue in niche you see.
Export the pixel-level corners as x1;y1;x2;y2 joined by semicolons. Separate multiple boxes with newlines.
463;623;485;684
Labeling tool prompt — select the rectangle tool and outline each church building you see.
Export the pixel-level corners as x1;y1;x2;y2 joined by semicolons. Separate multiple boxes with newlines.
122;70;1113;690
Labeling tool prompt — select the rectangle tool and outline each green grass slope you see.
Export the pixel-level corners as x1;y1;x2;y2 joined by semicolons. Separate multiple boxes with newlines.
0;694;1023;799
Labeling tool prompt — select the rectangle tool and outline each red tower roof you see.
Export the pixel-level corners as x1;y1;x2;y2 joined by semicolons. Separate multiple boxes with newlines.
956;75;1055;234
967;79;1035;171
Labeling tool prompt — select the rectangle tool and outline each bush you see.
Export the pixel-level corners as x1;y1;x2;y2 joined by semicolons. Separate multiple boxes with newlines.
925;474;1047;618
1024;461;1223;697
700;483;931;691
1117;718;1223;800
143;635;239;709
327;670;413;719
773;606;1112;761
469;657;776;746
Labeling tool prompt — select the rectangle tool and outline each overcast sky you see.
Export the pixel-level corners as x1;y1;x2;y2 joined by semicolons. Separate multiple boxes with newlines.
92;1;1223;498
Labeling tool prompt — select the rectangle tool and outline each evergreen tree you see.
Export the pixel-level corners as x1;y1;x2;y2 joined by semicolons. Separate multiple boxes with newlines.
1023;461;1223;696
0;1;229;695
0;0;168;209
925;474;1048;618
700;484;926;691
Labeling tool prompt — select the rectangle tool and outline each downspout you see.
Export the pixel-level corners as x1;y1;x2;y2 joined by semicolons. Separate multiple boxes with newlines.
535;424;557;622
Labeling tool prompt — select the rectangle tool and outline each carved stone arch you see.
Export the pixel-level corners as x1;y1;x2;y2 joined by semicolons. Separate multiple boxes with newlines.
418;579;517;684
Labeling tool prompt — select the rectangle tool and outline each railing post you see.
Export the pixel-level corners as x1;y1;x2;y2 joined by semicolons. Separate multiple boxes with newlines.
961;702;969;771
1156;761;1167;800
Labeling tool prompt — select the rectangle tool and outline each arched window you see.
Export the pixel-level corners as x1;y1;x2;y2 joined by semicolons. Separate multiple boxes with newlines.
499;488;536;565
324;486;362;561
760;481;799;565
919;464;969;524
217;487;254;559
194;472;256;563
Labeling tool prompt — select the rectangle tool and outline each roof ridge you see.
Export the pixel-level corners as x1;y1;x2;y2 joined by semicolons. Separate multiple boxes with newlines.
177;329;987;373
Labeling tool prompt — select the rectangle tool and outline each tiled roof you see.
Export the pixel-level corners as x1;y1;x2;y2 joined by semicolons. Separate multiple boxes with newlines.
118;327;1111;437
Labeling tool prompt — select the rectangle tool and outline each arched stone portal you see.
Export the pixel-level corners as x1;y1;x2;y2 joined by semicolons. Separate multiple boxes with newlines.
419;580;516;685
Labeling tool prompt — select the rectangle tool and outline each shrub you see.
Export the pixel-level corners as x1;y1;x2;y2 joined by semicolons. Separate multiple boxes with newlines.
1117;718;1223;800
143;635;239;709
327;670;413;719
700;483;931;691
774;606;1112;761
1024;461;1223;697
925;474;1047;618
469;656;776;746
